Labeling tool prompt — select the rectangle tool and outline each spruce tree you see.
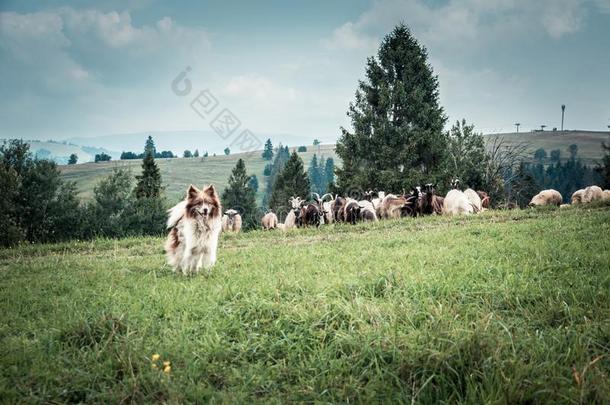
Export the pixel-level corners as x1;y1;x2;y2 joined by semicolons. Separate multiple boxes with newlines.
222;159;258;230
308;154;323;194
269;152;310;212
135;147;162;198
262;139;274;160
145;136;156;156
263;143;291;207
336;24;447;192
324;157;335;191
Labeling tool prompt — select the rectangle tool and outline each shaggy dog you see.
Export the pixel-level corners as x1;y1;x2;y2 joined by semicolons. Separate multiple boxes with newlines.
165;184;222;275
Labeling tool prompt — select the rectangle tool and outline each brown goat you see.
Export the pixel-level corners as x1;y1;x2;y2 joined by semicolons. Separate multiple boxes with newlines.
477;191;490;208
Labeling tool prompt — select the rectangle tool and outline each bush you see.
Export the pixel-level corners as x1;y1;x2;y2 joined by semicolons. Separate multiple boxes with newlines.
297;146;307;152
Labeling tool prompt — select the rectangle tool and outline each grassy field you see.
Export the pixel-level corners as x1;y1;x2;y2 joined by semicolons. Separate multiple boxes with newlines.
59;144;338;203
1;205;609;403
485;130;609;164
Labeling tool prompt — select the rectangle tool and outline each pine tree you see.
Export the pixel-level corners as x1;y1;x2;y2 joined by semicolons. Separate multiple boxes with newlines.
324;157;335;192
248;174;259;192
269;152;310;212
262;139;274;160
263;143;291;207
224;147;231;156
308;154;323;194
222;159;258;230
145;136;156;156
336;23;447;193
68;154;78;165
194;149;200;157
135;147;162;199
183;150;193;158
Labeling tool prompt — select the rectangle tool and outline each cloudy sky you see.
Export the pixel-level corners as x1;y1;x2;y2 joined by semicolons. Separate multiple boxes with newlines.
1;0;609;143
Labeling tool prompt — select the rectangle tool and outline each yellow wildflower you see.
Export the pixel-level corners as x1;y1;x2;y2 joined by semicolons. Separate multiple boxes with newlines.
152;354;160;361
163;361;171;367
163;365;171;374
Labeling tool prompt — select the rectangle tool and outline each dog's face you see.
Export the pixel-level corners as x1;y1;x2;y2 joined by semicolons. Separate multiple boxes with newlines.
186;184;221;222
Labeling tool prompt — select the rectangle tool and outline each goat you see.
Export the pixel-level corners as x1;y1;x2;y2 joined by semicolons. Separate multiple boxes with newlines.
284;196;304;229
421;183;444;215
221;209;242;232
313;193;334;224
331;195;347;222
261;211;278;230
343;199;361;224
301;203;322;227
358;200;378;222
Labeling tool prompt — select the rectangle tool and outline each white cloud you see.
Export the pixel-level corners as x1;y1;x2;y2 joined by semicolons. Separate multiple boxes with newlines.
223;75;297;103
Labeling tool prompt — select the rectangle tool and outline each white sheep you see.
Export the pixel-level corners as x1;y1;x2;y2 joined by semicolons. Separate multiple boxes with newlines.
464;188;482;213
528;189;562;207
603;190;610;201
442;189;474;215
571;189;585;204
261;212;278;230
582;185;603;203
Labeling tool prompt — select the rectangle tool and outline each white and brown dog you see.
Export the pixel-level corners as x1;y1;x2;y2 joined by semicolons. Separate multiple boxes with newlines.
165;184;222;275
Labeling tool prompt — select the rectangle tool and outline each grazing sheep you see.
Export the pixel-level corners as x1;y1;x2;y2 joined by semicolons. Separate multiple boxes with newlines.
603;190;610;201
442;189;474;215
582;185;603;203
277;223;286;232
477;191;490;208
261;212;278;230
528;189;562;207
464;188;482;213
221;209;242;232
571;189;585;204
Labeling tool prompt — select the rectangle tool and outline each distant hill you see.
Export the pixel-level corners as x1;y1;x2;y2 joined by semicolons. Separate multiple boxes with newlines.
0;139;117;164
65;130;316;157
59;144;337;203
483;130;609;164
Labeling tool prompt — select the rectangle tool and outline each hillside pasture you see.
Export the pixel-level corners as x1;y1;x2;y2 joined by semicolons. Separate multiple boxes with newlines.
1;205;609;403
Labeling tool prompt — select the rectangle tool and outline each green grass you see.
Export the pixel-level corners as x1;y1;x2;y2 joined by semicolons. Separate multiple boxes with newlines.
59;145;338;203
1;206;609;403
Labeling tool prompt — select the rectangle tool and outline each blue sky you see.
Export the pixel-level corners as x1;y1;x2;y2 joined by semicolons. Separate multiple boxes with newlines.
1;0;609;144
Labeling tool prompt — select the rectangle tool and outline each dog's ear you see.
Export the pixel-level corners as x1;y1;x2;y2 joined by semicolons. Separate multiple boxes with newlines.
187;184;199;200
203;184;217;197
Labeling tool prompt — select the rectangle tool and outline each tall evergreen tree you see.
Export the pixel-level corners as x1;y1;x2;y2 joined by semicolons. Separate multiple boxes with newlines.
263;143;291;207
335;24;447;193
324;157;335;192
248;174;259;192
269;152;310;212
447;119;487;189
308;154;323;194
222;159;258;230
262;138;274;161
135;142;162;199
145;136;156;156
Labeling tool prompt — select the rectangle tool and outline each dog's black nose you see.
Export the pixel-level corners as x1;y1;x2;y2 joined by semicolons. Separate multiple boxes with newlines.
202;208;208;215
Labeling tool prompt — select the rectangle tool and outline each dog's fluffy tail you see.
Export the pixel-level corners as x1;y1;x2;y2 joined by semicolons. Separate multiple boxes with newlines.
166;200;187;229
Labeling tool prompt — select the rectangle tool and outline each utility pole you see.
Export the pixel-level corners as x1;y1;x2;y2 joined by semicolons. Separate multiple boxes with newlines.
561;105;565;131
514;123;521;133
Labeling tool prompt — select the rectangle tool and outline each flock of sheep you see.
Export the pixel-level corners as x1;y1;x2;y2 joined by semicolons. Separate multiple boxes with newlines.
219;181;609;233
